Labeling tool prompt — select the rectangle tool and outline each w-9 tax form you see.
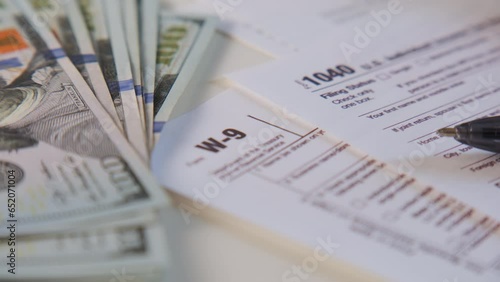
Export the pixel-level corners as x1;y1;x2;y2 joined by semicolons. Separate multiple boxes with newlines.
228;0;500;220
175;0;439;57
152;90;500;282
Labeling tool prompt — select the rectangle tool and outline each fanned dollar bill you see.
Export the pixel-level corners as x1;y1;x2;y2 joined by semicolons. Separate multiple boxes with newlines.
122;0;146;132
153;14;217;145
140;0;159;150
79;0;148;161
0;0;168;236
0;213;168;280
29;0;123;133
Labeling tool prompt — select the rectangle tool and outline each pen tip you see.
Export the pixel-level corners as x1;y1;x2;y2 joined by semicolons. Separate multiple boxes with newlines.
437;127;457;137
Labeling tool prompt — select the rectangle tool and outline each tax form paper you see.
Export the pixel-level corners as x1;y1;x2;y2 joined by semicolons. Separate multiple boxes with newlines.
179;0;407;56
229;0;500;221
152;90;500;282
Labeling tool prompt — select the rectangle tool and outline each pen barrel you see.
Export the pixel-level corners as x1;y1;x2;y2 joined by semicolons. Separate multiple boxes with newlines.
455;116;500;153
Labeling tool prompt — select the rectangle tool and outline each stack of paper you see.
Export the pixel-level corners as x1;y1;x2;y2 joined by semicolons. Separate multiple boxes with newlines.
153;0;500;281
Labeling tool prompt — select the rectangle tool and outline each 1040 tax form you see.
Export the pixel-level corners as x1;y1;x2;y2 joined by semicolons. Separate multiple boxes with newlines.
228;1;500;221
152;90;500;282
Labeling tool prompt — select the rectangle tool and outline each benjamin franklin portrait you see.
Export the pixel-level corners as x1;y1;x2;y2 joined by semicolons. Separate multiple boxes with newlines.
0;16;120;158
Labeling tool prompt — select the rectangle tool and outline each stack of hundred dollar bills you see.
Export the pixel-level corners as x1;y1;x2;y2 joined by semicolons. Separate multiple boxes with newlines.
0;0;216;281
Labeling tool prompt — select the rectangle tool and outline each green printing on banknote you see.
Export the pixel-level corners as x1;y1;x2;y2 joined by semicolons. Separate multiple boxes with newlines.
80;0;148;161
0;0;167;236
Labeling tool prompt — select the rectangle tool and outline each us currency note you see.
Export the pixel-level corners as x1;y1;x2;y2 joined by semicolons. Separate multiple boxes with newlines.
153;14;217;145
79;0;148;161
29;0;123;133
122;0;146;131
140;0;159;150
0;0;168;236
0;214;168;280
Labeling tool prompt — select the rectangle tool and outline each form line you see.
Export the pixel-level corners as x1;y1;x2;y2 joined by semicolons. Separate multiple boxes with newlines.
247;115;302;137
311;36;489;94
433;144;464;156
302;155;371;202
382;88;472;130
360;80;465;118
278;141;344;183
228;128;320;182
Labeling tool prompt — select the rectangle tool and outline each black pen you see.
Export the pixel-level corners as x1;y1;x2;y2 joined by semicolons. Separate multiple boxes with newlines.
437;116;500;153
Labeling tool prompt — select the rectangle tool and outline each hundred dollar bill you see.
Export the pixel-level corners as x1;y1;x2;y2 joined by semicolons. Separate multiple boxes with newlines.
0;0;168;236
29;0;123;133
141;0;159;150
0;214;168;280
122;0;146;131
153;14;217;145
79;0;148;161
